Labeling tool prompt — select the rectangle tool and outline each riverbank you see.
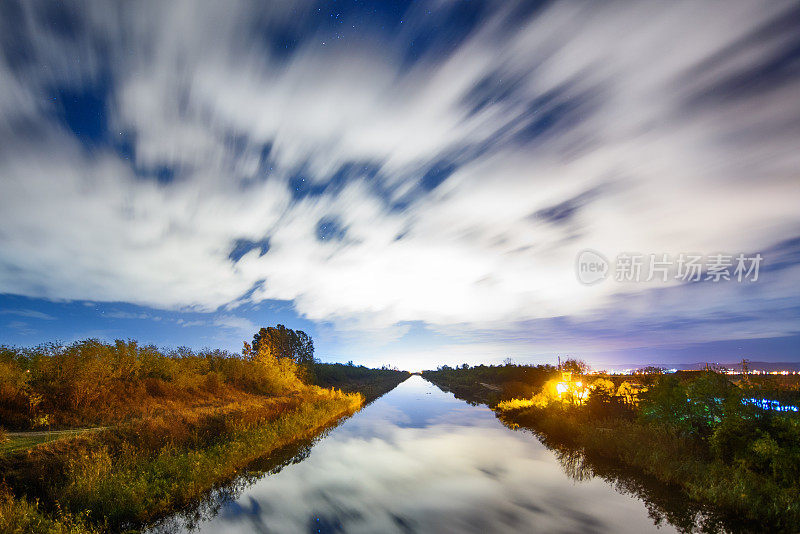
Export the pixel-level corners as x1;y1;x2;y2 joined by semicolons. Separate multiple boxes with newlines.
312;362;410;403
0;339;406;532
422;363;560;407
424;365;800;532
496;404;798;532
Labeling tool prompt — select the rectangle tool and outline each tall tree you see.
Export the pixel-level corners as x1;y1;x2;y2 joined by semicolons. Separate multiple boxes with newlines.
250;325;315;367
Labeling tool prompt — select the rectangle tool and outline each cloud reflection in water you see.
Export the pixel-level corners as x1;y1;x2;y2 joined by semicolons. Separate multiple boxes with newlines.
153;377;684;534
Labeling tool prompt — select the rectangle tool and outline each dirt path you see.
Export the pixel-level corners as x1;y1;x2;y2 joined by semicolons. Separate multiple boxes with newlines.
1;427;109;454
5;427;107;438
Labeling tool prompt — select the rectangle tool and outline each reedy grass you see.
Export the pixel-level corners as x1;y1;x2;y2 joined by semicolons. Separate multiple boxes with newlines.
0;487;98;534
62;389;361;528
429;367;800;531
497;405;800;531
0;337;407;532
1;388;362;532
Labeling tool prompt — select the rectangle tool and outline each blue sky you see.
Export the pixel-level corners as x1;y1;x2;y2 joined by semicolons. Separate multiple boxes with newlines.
0;1;799;370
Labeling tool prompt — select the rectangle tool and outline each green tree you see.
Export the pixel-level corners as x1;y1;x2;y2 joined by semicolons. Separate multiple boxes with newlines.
249;325;317;381
639;375;690;431
685;371;738;436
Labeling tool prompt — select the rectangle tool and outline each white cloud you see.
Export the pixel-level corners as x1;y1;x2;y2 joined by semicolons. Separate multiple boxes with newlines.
5;320;34;335
0;1;798;352
0;309;56;320
213;315;258;337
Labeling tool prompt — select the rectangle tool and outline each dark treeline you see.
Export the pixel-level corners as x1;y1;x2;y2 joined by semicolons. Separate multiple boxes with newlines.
425;362;800;532
422;362;561;406
313;362;409;403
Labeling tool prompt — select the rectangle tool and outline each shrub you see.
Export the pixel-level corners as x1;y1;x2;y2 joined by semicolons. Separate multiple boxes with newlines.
0;486;97;534
0;338;310;429
501;380;537;400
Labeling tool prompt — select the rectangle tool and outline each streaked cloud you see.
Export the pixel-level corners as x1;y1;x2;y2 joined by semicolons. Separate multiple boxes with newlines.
0;309;56;320
0;1;798;360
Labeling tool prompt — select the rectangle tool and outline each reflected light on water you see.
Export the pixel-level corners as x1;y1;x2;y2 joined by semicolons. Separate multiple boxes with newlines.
148;376;723;533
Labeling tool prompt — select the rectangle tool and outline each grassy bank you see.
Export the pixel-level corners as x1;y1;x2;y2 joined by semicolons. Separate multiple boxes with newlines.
0;336;405;532
0;489;97;534
2;388;360;530
425;364;800;532
497;405;798;531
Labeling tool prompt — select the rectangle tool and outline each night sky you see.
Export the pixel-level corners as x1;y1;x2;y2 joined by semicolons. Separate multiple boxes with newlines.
1;1;799;369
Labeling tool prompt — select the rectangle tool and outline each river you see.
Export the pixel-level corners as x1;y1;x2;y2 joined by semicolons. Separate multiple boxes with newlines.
150;375;705;533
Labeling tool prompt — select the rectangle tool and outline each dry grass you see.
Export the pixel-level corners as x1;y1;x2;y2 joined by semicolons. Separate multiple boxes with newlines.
0;339;386;531
0;387;363;531
0;340;309;430
0;485;98;534
0;338;414;531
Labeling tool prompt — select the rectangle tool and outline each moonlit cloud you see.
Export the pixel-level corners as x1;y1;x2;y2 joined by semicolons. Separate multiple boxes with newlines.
0;1;798;362
0;309;56;320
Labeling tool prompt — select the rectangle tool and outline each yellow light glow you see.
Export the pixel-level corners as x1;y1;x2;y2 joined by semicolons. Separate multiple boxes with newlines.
556;382;567;395
575;381;582;388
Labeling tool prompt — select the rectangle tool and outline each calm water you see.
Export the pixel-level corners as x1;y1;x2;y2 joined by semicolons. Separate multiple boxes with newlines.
152;376;697;533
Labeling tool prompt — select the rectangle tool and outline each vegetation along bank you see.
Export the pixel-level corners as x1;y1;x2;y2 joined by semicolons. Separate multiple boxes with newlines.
0;326;408;532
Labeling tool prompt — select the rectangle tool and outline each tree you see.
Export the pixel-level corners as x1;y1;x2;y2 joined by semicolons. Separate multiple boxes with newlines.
250;325;315;366
561;358;588;374
586;378;629;418
293;330;315;367
617;381;639;406
639;375;690;430
248;325;317;382
591;378;615;395
251;325;291;359
685;371;737;435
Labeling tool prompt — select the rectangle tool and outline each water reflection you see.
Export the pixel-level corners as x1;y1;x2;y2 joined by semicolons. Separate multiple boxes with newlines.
149;376;729;533
544;445;738;533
